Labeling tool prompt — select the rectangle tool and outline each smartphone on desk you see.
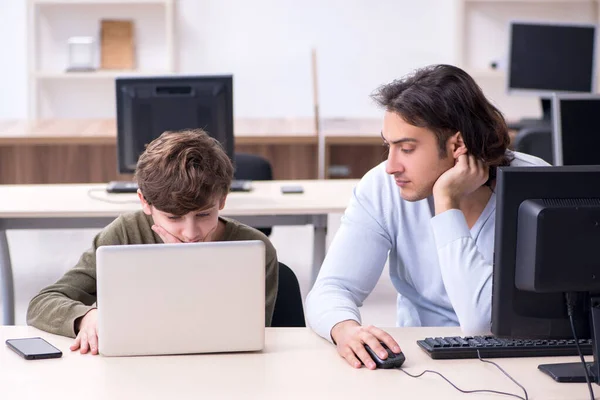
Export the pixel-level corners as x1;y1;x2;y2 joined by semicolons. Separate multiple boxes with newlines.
6;337;62;360
280;185;304;194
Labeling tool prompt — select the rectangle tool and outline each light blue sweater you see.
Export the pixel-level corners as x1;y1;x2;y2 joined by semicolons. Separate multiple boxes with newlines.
306;151;548;342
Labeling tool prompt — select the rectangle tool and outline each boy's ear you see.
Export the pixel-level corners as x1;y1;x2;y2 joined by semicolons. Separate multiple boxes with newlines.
218;195;227;210
448;131;467;159
137;189;153;215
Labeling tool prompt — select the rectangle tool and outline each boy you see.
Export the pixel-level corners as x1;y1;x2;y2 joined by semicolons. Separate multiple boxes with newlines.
27;129;279;355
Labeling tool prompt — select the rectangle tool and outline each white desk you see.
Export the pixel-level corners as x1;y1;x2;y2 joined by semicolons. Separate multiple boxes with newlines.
1;326;597;399
0;179;358;325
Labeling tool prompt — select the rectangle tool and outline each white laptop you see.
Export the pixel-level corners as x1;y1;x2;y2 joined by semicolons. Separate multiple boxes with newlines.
96;240;265;357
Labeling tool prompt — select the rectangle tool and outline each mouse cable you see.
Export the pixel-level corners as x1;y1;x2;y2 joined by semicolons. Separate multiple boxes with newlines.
396;350;528;400
565;292;595;400
87;188;140;205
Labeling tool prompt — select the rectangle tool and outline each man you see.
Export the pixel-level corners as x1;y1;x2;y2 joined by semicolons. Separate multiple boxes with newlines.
27;129;279;355
305;64;547;369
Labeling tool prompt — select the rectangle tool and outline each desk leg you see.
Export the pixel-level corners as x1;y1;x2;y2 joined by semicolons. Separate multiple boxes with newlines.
0;230;15;325
311;215;328;287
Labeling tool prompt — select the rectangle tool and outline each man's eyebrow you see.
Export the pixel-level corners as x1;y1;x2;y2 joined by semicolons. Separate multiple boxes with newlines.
380;131;418;145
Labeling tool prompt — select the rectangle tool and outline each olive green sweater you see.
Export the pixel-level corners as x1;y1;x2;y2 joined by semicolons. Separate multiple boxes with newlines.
27;211;279;338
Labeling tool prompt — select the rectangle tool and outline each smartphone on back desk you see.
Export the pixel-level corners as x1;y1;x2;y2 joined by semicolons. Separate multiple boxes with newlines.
6;337;62;360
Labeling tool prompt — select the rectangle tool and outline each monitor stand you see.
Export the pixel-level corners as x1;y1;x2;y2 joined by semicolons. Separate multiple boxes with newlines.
538;296;599;384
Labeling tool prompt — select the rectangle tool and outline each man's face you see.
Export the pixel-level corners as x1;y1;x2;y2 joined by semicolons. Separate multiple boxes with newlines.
383;111;455;202
139;195;226;243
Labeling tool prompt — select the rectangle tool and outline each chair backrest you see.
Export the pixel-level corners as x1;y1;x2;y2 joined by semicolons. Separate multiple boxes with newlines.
513;126;554;165
233;153;274;236
271;262;306;327
233;153;273;181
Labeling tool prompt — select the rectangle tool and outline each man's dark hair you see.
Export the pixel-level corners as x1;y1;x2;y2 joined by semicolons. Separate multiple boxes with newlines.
371;64;513;185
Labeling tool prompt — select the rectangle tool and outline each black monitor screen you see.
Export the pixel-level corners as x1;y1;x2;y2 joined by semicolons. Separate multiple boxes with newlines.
492;165;600;339
508;22;596;94
553;96;600;166
116;75;233;174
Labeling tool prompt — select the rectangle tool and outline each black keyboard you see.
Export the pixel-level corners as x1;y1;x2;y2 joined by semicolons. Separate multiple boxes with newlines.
417;335;593;359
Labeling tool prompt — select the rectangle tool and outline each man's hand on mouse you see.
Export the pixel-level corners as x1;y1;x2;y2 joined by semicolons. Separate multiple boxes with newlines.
330;320;401;370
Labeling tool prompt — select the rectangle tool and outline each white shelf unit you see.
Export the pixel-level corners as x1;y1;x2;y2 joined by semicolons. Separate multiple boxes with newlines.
27;0;176;119
455;0;600;120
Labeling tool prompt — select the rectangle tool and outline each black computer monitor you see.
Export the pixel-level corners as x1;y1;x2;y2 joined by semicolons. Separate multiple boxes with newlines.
492;165;600;383
116;75;234;174
508;21;597;122
552;93;600;166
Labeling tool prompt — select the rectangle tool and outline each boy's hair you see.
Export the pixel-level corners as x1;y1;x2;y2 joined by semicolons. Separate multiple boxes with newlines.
134;129;233;215
371;64;513;185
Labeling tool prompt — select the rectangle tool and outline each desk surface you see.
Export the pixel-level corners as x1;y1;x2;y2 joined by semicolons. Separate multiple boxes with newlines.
0;118;383;146
0;118;517;148
1;326;596;400
0;179;358;218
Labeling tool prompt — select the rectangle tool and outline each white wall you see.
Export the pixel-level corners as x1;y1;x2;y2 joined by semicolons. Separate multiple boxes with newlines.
177;0;456;118
1;0;597;121
0;0;456;120
0;0;27;119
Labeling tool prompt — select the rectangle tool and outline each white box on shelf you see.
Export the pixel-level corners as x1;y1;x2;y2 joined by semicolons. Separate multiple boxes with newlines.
66;36;96;72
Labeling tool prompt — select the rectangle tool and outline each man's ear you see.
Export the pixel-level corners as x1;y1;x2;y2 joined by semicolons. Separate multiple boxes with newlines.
218;195;227;210
448;131;467;159
137;189;153;215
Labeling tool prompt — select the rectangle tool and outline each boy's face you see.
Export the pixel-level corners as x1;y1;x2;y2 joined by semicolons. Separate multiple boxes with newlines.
138;191;226;243
383;111;458;202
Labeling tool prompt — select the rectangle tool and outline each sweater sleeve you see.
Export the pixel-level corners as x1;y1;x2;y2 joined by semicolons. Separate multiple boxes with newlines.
430;210;492;335
263;240;279;327
26;217;127;338
306;171;392;342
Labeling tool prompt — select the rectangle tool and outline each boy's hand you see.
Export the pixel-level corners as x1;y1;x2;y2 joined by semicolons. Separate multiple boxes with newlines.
432;154;489;214
151;225;182;244
330;320;401;370
71;309;99;355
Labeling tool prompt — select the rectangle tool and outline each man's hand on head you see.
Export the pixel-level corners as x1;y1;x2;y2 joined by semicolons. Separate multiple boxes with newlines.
151;225;183;244
432;153;489;214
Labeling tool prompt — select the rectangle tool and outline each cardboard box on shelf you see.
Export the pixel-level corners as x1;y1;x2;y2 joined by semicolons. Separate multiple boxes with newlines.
100;20;135;70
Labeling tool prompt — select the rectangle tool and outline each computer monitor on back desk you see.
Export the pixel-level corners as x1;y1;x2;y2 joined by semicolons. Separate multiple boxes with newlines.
552;93;600;166
508;21;597;128
107;75;251;193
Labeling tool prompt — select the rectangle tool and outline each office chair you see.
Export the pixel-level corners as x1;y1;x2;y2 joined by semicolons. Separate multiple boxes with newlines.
513;126;554;165
271;262;306;327
233;153;274;237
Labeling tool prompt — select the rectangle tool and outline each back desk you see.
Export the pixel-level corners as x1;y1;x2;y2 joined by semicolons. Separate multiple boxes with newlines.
0;180;358;325
1;326;596;399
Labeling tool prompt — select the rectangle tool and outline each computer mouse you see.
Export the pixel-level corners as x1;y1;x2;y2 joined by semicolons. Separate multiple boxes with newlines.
364;341;406;369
